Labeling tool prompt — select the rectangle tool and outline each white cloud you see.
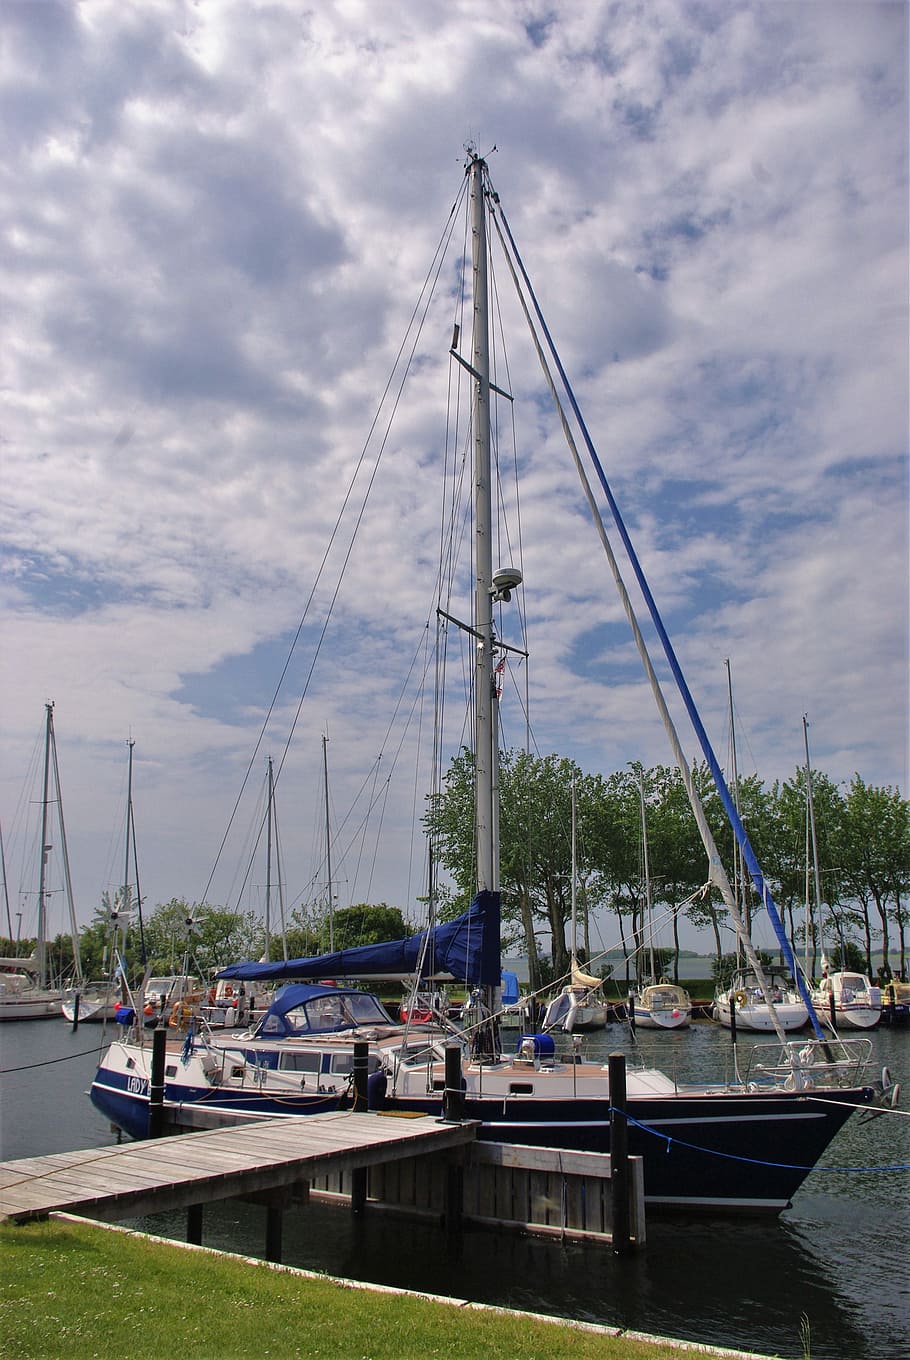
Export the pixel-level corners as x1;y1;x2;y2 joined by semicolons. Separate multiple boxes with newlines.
1;0;905;949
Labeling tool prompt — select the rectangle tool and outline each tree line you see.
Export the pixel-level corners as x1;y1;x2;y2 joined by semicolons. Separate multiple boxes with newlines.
2;896;409;987
4;753;906;993
425;749;909;993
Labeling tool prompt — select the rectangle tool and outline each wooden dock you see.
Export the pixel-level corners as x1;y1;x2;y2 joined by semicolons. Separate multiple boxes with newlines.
0;1112;475;1226
0;1108;644;1255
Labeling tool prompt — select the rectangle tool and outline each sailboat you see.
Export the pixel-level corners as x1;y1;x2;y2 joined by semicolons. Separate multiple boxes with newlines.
629;774;691;1030
1;704;83;1021
802;719;881;1030
542;778;607;1032
90;152;887;1213
814;961;882;1030
197;754;285;1030
63;739;140;1025
713;663;808;1034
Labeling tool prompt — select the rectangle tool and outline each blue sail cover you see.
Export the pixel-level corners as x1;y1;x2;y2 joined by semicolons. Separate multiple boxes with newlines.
216;890;500;987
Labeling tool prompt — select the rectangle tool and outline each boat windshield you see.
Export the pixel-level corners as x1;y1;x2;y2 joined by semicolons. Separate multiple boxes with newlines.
283;991;392;1035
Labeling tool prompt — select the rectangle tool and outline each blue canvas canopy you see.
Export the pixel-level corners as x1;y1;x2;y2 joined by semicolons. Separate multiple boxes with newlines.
217;890;500;987
253;984;395;1038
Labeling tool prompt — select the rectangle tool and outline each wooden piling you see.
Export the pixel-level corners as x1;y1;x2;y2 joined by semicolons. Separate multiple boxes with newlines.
353;1041;369;1112
608;1051;630;1256
147;1027;167;1139
441;1043;465;1122
445;1158;463;1233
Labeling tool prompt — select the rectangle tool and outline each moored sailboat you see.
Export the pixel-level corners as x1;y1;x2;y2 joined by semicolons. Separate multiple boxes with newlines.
712;665;808;1035
629;772;691;1030
714;968;808;1033
1;704;82;1021
813;964;881;1030
63;738;140;1025
90;152;887;1213
542;779;608;1033
801;719;881;1031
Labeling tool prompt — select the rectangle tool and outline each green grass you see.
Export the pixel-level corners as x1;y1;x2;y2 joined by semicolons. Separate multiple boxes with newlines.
0;1218;733;1360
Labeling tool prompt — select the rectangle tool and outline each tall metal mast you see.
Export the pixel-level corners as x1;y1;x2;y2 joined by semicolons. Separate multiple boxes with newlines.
639;771;656;983
469;153;496;895
725;658;748;942
265;755;274;963
122;739;135;917
323;733;334;950
803;716;824;974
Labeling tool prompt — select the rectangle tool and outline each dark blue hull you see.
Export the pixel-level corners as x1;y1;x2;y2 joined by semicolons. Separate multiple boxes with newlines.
90;1066;872;1212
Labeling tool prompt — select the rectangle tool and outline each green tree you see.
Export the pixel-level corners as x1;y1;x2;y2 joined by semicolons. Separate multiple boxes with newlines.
321;903;408;952
840;777;910;977
142;899;264;977
648;765;706;982
586;766;648;985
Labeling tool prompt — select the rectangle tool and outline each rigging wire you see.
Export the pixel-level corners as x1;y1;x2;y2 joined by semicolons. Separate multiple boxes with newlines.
197;178;470;914
484;177;802;1050
489;173;824;1045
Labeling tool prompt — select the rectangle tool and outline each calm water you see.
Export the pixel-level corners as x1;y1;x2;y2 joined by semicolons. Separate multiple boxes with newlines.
2;1017;908;1360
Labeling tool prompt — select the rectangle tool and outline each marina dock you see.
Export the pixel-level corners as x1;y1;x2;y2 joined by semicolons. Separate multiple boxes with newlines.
0;1109;644;1256
0;1112;474;1228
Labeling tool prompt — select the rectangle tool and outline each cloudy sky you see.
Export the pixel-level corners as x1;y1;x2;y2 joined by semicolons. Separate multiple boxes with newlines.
1;0;907;957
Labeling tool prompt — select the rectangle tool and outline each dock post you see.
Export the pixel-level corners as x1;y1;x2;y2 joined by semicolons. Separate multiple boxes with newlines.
441;1044;465;1122
71;993;80;1031
627;993;636;1034
445;1156;463;1233
351;1041;370;1214
186;1203;203;1245
265;1205;283;1262
148;1026;167;1138
353;1040;369;1111
608;1051;631;1256
828;991;837;1030
351;1164;368;1215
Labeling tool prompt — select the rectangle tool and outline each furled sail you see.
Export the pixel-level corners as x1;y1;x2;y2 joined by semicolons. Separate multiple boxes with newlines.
217;890;500;986
570;964;602;989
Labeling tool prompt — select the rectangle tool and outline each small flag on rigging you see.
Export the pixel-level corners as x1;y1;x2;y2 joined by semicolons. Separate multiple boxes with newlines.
494;656;506;698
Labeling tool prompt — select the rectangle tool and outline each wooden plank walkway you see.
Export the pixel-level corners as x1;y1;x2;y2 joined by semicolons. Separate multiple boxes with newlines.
0;1112;477;1225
